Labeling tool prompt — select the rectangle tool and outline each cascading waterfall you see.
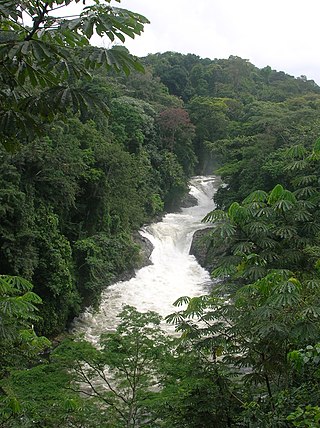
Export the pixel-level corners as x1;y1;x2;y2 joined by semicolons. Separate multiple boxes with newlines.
73;175;219;342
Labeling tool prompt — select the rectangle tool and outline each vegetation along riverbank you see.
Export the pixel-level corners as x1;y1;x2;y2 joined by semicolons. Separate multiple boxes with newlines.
1;0;320;426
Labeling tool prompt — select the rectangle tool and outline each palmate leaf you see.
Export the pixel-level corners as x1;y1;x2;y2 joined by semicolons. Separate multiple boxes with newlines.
253;304;278;320
281;190;297;203
273;225;297;239
281;249;302;264
165;312;185;325
0;1;148;149
0;0;22;19
292;175;317;187
266;279;301;308
258;237;277;250
243;189;268;204
84;45;144;75
284;159;308;171
268;184;285;204
301;221;320;236
0;39;73;87
244;221;269;236
260;250;279;263
273;198;294;212
172;296;191;307
20;85;109;119
294;186;318;199
300;305;320;319
0;279;12;295
297;199;316;210
212;221;237;239
184;297;208;318
21;291;43;304
254;321;288;338
0;108;40;141
285;144;307;159
249;270;292;297
228;201;240;219
228;202;250;222
0;298;38;319
202;209;228;223
175;320;198;335
200;311;223;323
305;279;320;291
211;264;237;279
268;185;296;205
232;241;255;255
244;253;267;267
292;207;313;222
255;206;274;218
1;275;33;293
307;150;320;161
242;265;267;281
72;4;149;42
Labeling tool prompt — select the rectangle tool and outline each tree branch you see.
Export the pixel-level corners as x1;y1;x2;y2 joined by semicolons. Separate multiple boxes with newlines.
25;2;49;41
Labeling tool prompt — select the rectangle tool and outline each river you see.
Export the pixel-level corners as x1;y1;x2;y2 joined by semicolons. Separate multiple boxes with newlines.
73;175;219;342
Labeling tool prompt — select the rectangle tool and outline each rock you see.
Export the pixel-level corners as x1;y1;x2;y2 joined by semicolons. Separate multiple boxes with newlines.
179;193;198;209
133;232;154;269
190;227;228;272
111;233;154;284
190;228;213;270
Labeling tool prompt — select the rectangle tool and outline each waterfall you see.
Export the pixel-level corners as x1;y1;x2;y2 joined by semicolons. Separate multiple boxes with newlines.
72;175;219;342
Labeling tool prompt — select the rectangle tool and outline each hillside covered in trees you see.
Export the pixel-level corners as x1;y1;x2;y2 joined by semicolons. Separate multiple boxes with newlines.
1;0;320;426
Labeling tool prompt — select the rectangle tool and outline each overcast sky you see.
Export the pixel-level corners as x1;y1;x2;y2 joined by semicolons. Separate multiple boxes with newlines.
101;0;320;84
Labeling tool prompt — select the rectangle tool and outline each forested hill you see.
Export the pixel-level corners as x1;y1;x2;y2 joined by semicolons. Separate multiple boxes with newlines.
1;49;320;337
2;0;320;424
144;52;319;102
2;39;320;424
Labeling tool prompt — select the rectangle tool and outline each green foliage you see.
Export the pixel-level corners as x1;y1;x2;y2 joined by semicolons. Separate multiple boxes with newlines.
155;349;241;427
167;141;320;423
54;306;170;428
0;0;149;148
0;275;42;345
287;405;320;427
2;45;320;428
74;233;140;306
0;361;102;427
0;275;50;424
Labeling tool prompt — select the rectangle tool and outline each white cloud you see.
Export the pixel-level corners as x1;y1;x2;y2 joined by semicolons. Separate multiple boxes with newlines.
108;0;320;84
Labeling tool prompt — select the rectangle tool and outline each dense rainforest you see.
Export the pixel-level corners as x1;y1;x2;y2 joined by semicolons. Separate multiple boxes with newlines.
1;0;320;426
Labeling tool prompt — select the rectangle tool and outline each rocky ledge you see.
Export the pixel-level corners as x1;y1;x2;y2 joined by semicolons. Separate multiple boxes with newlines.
179;192;198;209
114;232;154;283
190;228;214;270
190;227;227;273
133;232;154;269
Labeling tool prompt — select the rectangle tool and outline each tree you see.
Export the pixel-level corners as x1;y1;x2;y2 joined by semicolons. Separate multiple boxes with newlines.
0;0;149;149
54;306;170;428
157;107;196;175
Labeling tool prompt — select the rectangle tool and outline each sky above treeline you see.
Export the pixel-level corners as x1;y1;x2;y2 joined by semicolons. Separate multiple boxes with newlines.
102;0;320;85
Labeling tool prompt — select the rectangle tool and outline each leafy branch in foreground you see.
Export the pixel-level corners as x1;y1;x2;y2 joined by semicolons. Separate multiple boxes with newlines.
0;0;149;149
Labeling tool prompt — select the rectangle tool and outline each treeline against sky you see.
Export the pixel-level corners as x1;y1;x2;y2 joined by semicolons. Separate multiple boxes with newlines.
2;48;320;426
2;50;320;335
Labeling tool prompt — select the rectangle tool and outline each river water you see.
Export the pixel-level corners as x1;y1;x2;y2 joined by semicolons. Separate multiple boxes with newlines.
73;175;219;342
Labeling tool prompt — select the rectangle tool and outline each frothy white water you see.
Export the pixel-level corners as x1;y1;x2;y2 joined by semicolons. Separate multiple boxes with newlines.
73;175;219;342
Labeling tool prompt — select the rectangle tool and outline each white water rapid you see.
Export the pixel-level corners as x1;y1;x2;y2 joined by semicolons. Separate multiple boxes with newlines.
73;175;219;341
